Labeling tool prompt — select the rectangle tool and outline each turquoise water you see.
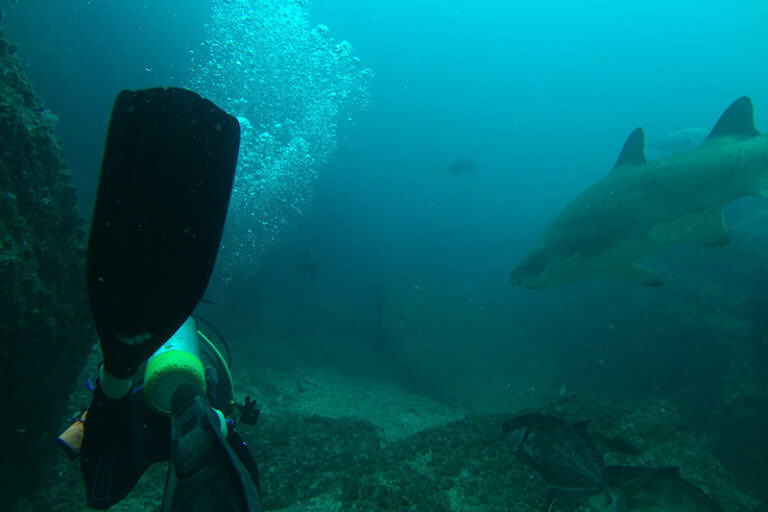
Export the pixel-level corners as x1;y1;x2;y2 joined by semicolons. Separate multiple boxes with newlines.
2;0;768;508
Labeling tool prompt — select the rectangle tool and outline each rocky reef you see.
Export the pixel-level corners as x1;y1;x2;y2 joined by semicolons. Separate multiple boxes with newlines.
0;24;93;506
16;381;758;511
245;396;755;512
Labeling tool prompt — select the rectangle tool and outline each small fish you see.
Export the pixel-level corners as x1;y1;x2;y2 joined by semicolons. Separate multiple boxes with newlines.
295;250;321;280
503;413;620;511
296;376;320;393
444;158;478;175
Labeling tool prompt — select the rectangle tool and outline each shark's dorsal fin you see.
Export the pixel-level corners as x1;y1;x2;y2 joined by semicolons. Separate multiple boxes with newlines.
612;127;647;171
705;96;760;141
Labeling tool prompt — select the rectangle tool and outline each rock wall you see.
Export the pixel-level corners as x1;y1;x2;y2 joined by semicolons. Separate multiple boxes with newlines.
0;25;94;505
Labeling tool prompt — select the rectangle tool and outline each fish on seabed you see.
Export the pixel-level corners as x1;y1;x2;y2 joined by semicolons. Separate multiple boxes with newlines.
510;97;768;289
502;413;620;511
595;465;726;512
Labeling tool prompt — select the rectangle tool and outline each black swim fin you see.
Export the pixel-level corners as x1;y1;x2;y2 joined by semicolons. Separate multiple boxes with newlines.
162;385;262;512
87;87;239;379
81;386;171;510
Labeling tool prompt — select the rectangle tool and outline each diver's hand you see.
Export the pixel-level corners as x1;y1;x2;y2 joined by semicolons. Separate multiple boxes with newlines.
236;396;261;425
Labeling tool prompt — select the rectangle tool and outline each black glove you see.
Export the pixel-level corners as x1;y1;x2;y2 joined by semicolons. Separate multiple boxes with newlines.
235;396;261;425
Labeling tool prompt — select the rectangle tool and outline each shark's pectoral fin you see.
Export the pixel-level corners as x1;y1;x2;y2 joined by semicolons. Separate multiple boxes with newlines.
540;254;582;283
650;210;731;247
649;215;699;245
682;208;731;247
610;264;665;286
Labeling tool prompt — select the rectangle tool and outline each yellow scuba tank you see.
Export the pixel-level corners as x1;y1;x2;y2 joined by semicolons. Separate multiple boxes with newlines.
142;316;235;417
143;317;207;415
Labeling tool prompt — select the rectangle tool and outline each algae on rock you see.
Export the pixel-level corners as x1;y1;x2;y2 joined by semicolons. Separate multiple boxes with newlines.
0;25;93;506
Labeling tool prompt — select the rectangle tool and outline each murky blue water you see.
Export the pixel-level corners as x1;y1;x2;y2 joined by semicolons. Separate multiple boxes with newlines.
3;0;768;505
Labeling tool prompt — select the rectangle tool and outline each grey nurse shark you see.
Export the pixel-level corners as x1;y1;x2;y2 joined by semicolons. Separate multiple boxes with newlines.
647;127;709;154
510;97;768;289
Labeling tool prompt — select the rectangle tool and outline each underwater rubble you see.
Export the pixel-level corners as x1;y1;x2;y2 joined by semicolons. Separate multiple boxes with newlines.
20;393;757;512
249;395;756;512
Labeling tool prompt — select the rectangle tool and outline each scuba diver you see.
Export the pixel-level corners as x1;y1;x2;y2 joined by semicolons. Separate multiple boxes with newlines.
59;315;262;511
56;87;262;511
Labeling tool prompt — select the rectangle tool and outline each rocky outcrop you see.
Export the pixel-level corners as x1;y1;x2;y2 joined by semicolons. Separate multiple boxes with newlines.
0;25;93;505
16;392;758;511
